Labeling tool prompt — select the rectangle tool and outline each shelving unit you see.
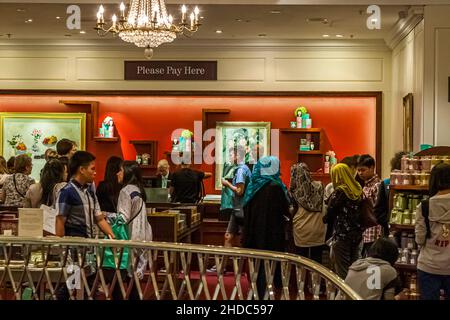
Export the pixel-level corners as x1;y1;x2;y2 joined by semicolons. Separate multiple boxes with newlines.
59;100;99;140
388;147;450;298
280;127;330;184
389;184;427;285
130;140;158;169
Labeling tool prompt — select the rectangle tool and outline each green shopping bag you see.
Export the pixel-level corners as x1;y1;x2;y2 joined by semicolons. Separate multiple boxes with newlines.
103;215;130;270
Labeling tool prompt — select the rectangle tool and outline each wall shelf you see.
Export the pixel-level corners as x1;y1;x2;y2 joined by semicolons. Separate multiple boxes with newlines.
297;150;323;155
94;136;119;142
390;223;415;231
130;140;158;168
280;128;322;133
390;185;429;191
140;165;157;169
394;263;417;272
311;173;330;178
130;140;155;145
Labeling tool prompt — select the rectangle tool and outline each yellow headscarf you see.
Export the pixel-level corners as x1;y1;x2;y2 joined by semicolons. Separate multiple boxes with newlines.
331;163;363;201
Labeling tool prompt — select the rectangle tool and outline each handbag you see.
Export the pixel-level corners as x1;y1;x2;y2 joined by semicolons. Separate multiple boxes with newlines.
360;194;378;229
102;214;130;270
102;199;144;270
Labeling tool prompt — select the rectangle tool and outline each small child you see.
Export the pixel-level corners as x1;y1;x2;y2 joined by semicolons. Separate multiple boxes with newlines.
345;238;401;300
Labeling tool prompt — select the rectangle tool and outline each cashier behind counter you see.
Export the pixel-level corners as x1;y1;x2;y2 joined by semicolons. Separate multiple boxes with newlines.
170;163;212;203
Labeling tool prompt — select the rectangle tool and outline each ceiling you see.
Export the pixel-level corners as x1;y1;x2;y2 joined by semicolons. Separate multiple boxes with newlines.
0;2;424;48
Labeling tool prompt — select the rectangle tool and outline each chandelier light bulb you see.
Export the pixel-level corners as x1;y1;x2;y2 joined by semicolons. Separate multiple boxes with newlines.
168;15;173;24
190;12;195;28
181;5;187;23
120;2;125;11
112;14;117;27
99;5;104;15
194;6;199;24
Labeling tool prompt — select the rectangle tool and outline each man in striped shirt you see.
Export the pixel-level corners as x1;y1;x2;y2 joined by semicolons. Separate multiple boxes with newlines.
56;151;114;239
357;154;381;257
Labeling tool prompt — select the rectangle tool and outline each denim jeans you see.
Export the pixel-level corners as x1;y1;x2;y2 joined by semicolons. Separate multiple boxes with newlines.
418;269;450;300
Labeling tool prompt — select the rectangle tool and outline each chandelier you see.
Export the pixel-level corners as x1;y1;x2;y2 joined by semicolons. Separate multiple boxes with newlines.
95;1;201;58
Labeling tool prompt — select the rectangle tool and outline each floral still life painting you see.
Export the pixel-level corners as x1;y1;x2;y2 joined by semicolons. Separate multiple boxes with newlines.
0;113;86;181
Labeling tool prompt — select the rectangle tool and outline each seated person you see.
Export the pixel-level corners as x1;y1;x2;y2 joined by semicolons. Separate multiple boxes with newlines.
170;161;211;203
345;238;401;300
155;159;172;188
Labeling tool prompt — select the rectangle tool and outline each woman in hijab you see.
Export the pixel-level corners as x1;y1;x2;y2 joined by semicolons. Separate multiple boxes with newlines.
290;162;325;263
243;156;291;298
323;163;364;279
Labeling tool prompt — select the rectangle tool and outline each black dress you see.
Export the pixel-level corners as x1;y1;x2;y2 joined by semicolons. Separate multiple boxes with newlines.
96;181;118;213
243;181;290;298
244;181;289;251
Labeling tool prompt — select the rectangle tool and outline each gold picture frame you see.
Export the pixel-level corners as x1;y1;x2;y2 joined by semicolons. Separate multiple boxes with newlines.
403;93;414;152
215;121;271;190
0;112;86;181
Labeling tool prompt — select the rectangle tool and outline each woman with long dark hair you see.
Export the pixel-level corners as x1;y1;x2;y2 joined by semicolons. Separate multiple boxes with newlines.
58;156;69;182
24;159;65;208
119;161;151;243
96;156;124;213
105;161;152;299
416;163;450;300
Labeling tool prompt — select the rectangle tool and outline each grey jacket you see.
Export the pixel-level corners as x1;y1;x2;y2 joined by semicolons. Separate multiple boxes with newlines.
415;193;450;275
345;257;398;300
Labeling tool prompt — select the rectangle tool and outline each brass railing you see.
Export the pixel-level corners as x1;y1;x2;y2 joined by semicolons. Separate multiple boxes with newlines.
0;236;361;300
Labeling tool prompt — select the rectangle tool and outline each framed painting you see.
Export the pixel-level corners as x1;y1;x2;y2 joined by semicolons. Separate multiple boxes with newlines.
215;121;271;190
403;93;414;152
0;113;86;181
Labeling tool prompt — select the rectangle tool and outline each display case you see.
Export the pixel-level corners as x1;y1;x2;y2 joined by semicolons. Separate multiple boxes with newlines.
147;206;201;243
388;146;450;299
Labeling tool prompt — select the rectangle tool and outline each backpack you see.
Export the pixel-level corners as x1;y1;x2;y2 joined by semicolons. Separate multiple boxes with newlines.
360;194;378;229
421;199;432;239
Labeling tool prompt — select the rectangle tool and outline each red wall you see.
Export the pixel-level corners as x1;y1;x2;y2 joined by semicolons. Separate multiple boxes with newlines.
0;94;376;194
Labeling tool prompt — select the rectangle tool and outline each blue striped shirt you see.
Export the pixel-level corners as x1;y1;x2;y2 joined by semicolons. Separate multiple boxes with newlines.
56;179;102;238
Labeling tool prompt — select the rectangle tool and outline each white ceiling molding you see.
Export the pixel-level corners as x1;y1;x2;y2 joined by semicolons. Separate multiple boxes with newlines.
0;1;448;4
385;5;424;49
0;38;390;52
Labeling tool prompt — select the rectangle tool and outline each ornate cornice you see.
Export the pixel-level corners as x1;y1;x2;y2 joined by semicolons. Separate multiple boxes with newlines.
385;6;424;50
